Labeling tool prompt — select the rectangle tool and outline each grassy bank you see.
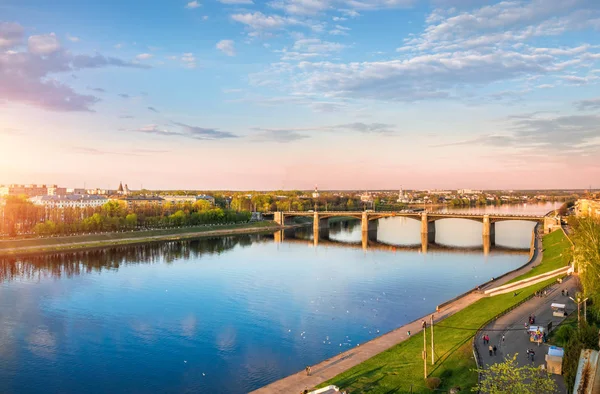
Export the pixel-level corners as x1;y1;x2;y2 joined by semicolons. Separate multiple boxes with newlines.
319;231;573;393
0;221;280;256
507;230;573;284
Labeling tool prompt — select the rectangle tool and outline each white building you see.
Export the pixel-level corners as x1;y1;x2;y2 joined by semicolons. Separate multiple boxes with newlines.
30;195;108;209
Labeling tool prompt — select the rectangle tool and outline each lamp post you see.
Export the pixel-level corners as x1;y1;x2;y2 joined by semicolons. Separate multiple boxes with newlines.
570;296;589;326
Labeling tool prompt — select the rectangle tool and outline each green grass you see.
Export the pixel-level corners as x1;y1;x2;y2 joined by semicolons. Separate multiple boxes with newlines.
319;230;575;393
320;278;558;393
507;230;573;284
0;221;279;254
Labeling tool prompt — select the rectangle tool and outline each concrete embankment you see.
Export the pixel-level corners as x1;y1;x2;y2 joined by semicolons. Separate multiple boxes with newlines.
0;222;296;257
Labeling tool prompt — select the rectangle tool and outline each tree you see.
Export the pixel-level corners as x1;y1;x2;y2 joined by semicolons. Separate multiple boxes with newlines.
573;217;600;306
125;213;138;228
473;354;557;394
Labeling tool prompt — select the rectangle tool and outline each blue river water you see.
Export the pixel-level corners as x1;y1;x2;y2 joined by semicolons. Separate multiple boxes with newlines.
0;203;559;393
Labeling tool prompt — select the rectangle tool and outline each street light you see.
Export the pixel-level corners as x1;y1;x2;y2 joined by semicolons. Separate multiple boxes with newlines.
569;296;589;326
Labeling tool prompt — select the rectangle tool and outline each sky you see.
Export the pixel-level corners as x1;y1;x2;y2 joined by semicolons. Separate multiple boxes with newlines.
1;0;600;191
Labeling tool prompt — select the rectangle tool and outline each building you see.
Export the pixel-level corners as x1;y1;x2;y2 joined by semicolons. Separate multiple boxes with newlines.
575;199;600;218
457;189;482;195
86;188;115;195
163;195;197;204
312;186;320;199
47;186;67;195
196;195;215;206
30;194;108;209
66;188;86;195
117;195;164;208
0;184;50;197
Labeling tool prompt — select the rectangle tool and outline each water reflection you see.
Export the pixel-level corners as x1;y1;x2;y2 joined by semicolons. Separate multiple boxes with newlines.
0;211;537;393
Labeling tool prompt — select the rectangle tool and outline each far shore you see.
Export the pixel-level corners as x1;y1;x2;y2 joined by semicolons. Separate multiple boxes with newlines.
0;221;296;257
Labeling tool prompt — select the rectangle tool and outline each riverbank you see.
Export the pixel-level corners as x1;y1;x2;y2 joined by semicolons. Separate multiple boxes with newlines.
254;228;571;393
0;221;286;257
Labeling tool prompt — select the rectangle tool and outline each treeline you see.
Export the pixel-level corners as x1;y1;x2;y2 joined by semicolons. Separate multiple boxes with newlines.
554;216;600;391
0;197;251;237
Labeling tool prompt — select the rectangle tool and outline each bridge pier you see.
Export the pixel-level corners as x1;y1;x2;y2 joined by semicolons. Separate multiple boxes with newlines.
421;213;435;244
361;228;378;251
361;212;378;233
274;229;285;243
313;212;330;234
482;214;496;246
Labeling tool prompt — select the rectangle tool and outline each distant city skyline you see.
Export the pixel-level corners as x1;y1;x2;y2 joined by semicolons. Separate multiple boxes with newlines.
1;0;599;189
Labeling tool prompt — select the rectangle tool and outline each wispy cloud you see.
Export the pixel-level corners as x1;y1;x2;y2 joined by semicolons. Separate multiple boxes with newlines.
185;1;201;9
216;40;236;56
148;106;159;113
575;97;600;111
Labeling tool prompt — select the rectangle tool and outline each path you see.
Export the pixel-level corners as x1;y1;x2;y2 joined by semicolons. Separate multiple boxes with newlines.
475;275;578;393
251;230;546;394
0;224;284;255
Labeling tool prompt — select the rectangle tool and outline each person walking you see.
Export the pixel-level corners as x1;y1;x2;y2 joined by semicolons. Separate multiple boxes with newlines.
489;345;493;356
530;350;535;363
502;334;505;343
493;345;497;356
422;320;427;329
305;366;311;376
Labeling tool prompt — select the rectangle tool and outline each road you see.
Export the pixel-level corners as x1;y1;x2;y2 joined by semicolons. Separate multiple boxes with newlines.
475;275;578;393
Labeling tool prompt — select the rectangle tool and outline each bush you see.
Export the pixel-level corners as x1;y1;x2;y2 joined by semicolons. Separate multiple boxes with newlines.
425;377;441;390
553;324;575;347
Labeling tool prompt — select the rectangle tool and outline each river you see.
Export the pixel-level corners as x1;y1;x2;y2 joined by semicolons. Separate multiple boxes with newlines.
0;202;560;393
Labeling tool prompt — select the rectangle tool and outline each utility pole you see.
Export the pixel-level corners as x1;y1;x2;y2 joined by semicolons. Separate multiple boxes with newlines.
431;315;435;365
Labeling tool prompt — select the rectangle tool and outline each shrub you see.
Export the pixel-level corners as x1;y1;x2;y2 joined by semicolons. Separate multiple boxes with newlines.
425;377;441;390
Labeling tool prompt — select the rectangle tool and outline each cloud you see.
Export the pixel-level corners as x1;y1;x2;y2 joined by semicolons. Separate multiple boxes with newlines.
267;0;414;16
231;12;293;30
172;121;238;139
148;106;159;112
181;53;197;68
118;93;130;98
129;124;179;136
251;128;310;143
28;33;61;55
136;53;153;60
119;115;135;119
561;75;598;85
219;0;253;3
437;112;600;156
185;1;201;9
70;146;169;156
66;34;80;43
216;40;236;56
575;97;600;111
278;38;346;60
250;122;397;141
333;122;395;133
0;22;24;49
288;51;558;101
87;86;106;93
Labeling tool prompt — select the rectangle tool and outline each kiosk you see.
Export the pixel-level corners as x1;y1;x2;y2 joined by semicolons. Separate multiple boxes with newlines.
551;303;567;317
545;346;564;374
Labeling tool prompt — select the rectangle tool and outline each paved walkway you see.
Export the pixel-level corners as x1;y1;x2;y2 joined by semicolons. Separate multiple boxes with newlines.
252;230;546;394
475;275;578;393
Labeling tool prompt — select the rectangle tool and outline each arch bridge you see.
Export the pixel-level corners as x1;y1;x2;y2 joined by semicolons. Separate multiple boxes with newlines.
271;210;559;251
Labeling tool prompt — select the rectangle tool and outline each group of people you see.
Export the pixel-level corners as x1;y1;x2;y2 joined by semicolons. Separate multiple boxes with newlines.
561;289;569;297
526;348;536;362
482;334;499;356
528;315;536;325
534;290;547;297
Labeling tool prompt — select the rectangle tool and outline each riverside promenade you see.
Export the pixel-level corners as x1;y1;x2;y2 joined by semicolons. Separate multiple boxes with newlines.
251;231;546;394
